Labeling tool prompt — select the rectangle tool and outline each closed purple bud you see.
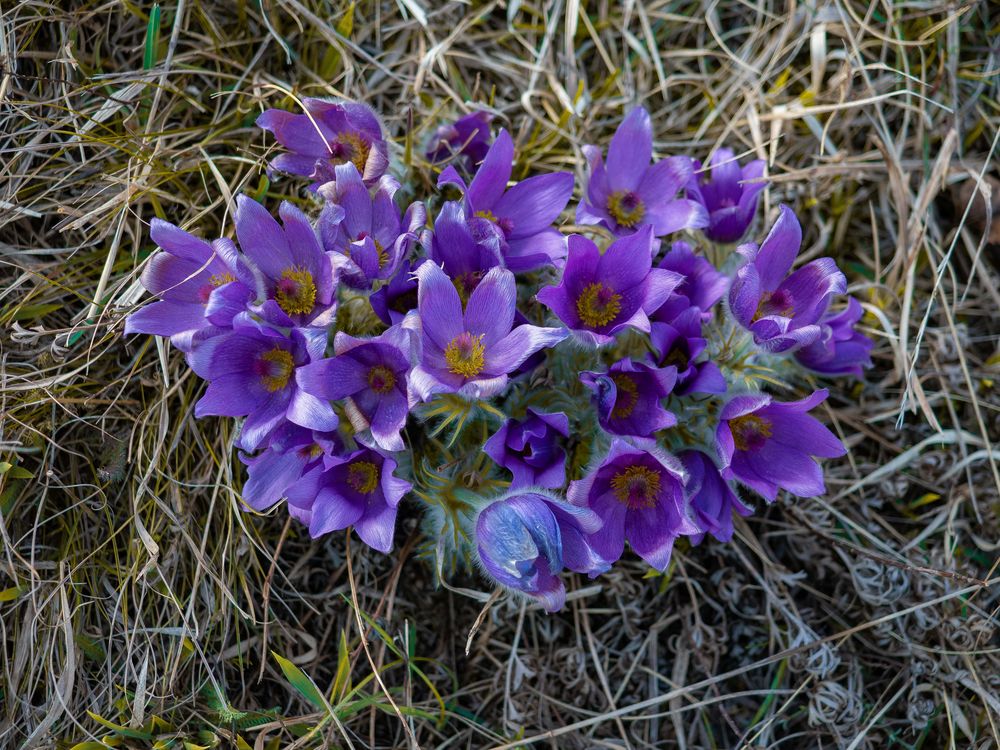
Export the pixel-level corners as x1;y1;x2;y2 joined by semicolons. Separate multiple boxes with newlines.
484;409;569;489
426;110;493;168
794;297;874;378
686;147;767;243
679;449;752;544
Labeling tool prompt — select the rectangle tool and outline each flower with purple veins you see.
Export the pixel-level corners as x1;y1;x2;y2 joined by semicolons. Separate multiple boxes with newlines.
794;297;874;378
580;359;677;438
535;226;682;347
438;129;574;271
715;388;847;501
426;110;493;169
284;445;410;552
686;147;767;243
369;258;424;325
297;325;415;452
124;219;254;350
189;315;338;452
256;98;388;187
484;409;570;489
679;449;753;544
652;240;728;324
649;309;727;395
576;106;708;237
234;195;337;329
475;490;607;612
317;163;425;290
568;439;698;571
728;205;847;352
240;424;341;511
409;262;568;401
425;201;505;302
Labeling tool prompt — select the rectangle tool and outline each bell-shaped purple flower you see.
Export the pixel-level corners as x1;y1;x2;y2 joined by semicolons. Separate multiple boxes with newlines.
438;130;574;271
124;219;254;350
649;309;727;395
369;258;423;326
425;201;505;301
728;205;847;352
686;147;767;243
297;325;414;452
285;445;410;552
189;316;338;452
580;359;677;438
475;490;607;612
679;450;752;544
409;262;568;401
239;423;341;511
234;196;337;329
317;163;425;290
568;439;698;571
426;110;493;169
795;297;874;378
256;98;388;186
715;389;847;501
576;107;708;237
483;409;569;489
652;240;728;324
535;227;681;347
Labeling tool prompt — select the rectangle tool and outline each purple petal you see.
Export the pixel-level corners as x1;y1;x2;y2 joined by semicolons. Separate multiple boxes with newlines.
310;488;365;537
645;199;710;235
416;260;464;350
464;266;516;347
296;356;368;401
286;389;340;432
468;129;514;210
125;300;207;337
236;195;292;279
597;226;655;291
606;107;652;192
755;204;801;290
638;156;692;201
494;172;574;238
353;498;398;553
484;325;567;376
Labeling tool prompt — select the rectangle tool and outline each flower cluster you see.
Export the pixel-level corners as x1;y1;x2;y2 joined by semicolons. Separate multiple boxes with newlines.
126;101;873;612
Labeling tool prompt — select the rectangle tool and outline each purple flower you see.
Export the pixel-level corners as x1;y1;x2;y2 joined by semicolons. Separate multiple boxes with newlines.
189;316;338;452
317;163;425;290
409;262;568;401
679;450;752;544
285;445;410;552
256;99;388;187
729;205;847;352
580;359;677;438
652;240;728;324
686;147;767;243
535;227;681;347
234;196;337;329
568;439;697;571
484;409;569;489
475;490;607;612
297;325;414;452
369;258;423;325
240;423;341;511
124;219;253;350
426;110;493;168
425;201;505;301
715;389;847;501
438;129;574;271
576;107;708;237
795;298;874;378
649;309;727;395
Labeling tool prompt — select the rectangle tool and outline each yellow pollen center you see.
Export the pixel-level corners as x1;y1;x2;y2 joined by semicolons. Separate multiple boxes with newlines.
367;365;396;394
346;461;379;495
374;238;388;269
275;266;317;317
610;464;661;509
474;209;498;223
576;282;622;328
444;332;486;378
210;272;235;287
257;348;295;392
729;413;773;452
607;190;646;228
610;373;639;419
331;132;372;176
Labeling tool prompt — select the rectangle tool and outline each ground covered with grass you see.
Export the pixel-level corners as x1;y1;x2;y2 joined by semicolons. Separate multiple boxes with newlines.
2;1;999;748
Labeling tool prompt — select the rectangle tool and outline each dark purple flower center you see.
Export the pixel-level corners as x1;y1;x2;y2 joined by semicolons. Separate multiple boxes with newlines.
609;374;639;419
729;414;772;452
576;282;622;329
254;347;295;392
716;197;736;209
610;463;661;509
607;190;645;228
752;289;794;322
198;272;235;305
367;365;396;394
453;272;483;305
444;332;486;378
275;266;317;316
388;288;418;316
347;460;379;495
662;341;691;371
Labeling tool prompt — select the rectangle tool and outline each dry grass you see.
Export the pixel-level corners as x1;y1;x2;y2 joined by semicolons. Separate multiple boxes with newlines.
1;1;998;748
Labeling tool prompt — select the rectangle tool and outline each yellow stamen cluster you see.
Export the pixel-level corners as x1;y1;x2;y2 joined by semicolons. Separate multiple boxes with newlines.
610;374;639;419
332;132;371;176
610;464;661;509
258;348;295;392
474;209;498;223
347;461;379;495
576;282;622;328
444;332;486;378
209;272;235;287
275;266;318;316
606;190;646;228
367;365;396;394
729;414;773;452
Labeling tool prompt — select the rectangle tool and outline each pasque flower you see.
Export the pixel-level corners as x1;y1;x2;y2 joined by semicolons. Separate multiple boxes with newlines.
425;201;505;301
438;129;574;271
649;309;727;395
795;297;873;378
297;325;415;452
426;110;493;168
568;440;698;570
234;195;337;329
124;218;253;350
409;262;567;401
652;240;728;324
729;205;847;352
484;409;570;489
580;359;677;438
369;258;423;325
715;389;846;501
686;147;767;243
285;445;411;552
679;449;752;544
317;163;425;290
536;227;681;347
189;316;338;452
576;106;708;237
257;98;388;186
475;490;607;612
240;424;341;511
